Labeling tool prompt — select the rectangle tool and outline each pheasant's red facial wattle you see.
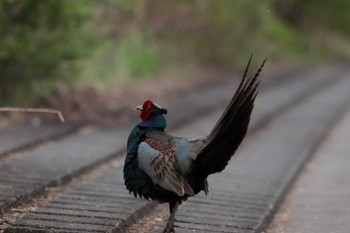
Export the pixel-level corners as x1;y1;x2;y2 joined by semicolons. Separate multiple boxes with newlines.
140;100;156;121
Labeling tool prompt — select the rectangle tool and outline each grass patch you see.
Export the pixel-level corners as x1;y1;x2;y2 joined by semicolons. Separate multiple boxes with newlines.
78;33;164;88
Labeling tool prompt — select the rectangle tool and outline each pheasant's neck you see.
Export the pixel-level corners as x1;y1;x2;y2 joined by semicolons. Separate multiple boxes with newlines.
138;114;167;129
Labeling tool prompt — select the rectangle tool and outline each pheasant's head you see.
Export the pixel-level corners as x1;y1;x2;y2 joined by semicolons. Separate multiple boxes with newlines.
135;100;167;121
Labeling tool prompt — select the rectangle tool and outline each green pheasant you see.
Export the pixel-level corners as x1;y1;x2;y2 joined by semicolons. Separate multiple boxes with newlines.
123;55;266;233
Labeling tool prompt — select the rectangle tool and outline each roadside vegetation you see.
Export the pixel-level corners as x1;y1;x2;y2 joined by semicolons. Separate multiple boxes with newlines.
1;0;350;106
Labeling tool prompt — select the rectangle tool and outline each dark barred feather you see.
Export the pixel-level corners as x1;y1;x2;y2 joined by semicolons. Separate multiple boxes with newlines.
192;56;266;185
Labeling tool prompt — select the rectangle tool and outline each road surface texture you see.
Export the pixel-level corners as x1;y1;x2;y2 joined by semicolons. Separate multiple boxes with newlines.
266;99;350;233
0;63;349;233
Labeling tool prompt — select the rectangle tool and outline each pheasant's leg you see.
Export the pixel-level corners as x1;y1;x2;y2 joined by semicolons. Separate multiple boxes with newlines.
162;202;179;233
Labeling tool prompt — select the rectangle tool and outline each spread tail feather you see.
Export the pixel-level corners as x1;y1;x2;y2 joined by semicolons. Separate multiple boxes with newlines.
192;55;266;185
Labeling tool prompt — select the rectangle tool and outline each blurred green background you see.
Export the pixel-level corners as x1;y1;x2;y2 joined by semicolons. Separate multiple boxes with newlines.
1;0;350;105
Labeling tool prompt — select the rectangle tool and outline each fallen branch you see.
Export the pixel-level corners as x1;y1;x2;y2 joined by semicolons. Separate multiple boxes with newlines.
0;107;65;122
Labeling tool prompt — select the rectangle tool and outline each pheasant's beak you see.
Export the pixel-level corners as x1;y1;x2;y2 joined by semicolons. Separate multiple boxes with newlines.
135;105;143;111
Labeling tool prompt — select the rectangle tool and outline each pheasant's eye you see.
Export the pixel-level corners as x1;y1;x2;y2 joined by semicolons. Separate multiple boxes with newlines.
147;106;152;110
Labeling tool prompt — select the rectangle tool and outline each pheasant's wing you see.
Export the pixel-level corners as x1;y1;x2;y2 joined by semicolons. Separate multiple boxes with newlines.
137;142;194;196
172;136;207;176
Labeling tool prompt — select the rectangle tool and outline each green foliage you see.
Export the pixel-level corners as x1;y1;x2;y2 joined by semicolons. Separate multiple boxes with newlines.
191;1;276;66
273;0;350;35
151;0;310;67
0;0;92;104
79;33;162;86
2;0;350;105
118;34;160;77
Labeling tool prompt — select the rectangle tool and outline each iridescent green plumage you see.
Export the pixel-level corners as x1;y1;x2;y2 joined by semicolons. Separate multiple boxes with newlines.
124;113;186;202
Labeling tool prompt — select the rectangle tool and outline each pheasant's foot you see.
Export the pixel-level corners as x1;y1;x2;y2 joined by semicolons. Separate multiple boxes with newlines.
162;223;175;233
162;201;179;233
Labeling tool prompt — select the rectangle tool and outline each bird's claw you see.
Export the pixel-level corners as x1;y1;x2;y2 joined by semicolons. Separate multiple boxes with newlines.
162;222;175;233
